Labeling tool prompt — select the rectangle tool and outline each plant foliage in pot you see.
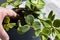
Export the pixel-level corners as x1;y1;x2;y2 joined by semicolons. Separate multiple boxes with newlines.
0;0;60;40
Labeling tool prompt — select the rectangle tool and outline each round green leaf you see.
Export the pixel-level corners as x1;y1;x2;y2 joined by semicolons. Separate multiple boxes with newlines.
42;27;51;36
4;16;10;24
22;25;30;33
35;29;41;37
17;25;30;34
32;21;41;30
13;0;22;7
4;24;9;31
53;19;60;27
4;23;16;31
8;23;16;28
17;27;24;34
25;15;34;25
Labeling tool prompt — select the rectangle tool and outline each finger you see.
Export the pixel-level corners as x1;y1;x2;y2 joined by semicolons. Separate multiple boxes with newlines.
0;7;17;17
6;8;17;17
0;25;9;40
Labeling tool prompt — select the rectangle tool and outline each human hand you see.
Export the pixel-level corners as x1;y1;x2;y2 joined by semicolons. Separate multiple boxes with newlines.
0;7;17;40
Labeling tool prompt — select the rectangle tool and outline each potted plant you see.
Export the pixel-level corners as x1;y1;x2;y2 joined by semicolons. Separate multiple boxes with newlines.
0;0;60;40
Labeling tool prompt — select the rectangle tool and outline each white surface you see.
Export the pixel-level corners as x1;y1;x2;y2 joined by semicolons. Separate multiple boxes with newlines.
42;0;60;19
19;1;26;8
44;0;60;8
6;5;14;9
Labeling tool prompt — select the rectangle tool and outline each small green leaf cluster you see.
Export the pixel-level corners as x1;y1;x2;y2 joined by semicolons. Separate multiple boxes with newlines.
39;11;60;40
26;0;45;9
3;16;16;31
17;20;30;34
1;0;60;40
0;0;22;7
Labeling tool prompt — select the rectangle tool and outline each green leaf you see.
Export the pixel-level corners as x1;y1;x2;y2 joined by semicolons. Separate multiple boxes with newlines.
56;27;60;33
52;28;59;38
7;0;13;3
31;0;38;4
17;25;30;34
26;0;45;9
48;11;53;18
17;26;23;34
36;0;45;9
51;14;55;21
31;0;45;9
42;27;51;36
25;15;34;25
55;36;60;40
53;19;60;27
35;29;41;37
13;0;22;7
8;23;16;28
4;24;9;31
1;3;8;7
41;35;47;40
44;20;52;26
4;23;16;31
17;20;21;27
38;13;46;19
34;11;41;14
22;25;30;32
41;19;52;27
4;16;10;23
48;11;55;21
26;0;31;9
55;34;60;40
32;21;41;30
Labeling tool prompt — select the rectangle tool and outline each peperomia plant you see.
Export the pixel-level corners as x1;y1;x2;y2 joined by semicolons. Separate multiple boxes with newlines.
0;0;60;40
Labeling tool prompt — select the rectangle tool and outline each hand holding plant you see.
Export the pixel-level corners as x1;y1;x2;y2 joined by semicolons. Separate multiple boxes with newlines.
0;7;17;40
0;0;60;40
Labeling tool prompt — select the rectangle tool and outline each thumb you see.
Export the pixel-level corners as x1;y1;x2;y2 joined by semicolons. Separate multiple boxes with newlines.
0;25;9;40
